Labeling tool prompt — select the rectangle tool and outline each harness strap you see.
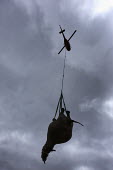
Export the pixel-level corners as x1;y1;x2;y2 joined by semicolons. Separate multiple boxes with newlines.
54;92;62;119
53;91;67;119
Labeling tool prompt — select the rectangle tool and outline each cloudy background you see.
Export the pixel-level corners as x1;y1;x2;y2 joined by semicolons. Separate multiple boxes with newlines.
0;0;113;169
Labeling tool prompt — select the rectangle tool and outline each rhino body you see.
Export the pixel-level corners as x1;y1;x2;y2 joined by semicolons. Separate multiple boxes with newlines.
47;113;73;144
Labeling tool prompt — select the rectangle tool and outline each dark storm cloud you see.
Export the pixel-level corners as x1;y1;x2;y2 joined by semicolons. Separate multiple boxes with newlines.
0;147;44;170
0;1;69;169
38;1;113;169
0;0;113;170
0;0;54;165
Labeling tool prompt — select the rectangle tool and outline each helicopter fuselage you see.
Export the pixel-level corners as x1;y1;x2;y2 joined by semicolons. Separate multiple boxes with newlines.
61;31;71;51
64;37;71;51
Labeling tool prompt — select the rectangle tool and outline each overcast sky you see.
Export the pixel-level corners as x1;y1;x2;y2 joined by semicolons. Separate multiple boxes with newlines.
0;0;113;169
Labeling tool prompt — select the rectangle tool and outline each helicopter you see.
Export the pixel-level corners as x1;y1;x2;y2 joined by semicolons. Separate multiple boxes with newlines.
58;25;77;54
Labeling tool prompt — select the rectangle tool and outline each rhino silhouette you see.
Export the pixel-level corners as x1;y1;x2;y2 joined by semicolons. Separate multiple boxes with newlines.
41;108;83;163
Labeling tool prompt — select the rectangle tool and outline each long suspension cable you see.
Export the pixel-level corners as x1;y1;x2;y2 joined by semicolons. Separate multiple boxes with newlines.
53;49;67;119
61;49;66;92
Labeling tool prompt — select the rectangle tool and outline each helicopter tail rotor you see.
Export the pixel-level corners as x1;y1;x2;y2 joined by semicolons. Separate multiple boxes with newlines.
59;29;65;34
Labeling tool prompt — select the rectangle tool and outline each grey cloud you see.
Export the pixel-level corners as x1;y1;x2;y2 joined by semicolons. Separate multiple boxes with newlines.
0;0;113;170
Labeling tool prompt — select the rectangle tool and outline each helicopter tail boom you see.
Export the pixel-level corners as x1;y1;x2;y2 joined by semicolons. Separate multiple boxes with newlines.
59;29;65;34
59;25;65;34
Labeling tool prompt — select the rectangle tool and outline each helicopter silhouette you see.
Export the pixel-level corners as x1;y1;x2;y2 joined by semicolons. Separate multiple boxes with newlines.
58;25;77;54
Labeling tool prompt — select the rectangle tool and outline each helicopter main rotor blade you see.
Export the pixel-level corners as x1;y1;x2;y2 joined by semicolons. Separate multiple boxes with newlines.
68;30;77;41
58;46;65;54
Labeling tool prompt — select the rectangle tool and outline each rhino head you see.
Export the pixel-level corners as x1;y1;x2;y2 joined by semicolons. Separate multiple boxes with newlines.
41;143;56;163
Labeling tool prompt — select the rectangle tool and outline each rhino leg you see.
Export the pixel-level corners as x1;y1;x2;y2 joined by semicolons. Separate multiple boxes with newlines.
72;120;84;126
66;111;71;119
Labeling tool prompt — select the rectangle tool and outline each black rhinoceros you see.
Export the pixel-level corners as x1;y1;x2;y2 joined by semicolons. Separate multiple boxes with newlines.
41;108;83;163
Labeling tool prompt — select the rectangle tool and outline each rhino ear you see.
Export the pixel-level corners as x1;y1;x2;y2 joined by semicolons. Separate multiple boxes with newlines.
51;149;56;152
